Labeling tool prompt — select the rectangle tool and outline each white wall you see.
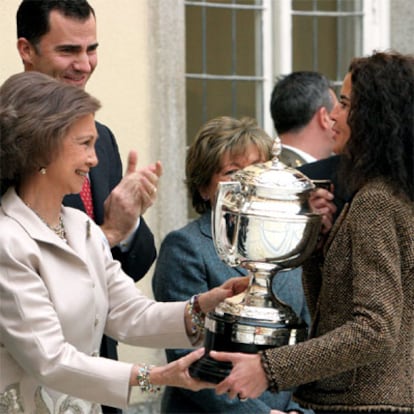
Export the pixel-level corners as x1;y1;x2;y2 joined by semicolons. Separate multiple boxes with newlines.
0;1;23;81
0;1;151;168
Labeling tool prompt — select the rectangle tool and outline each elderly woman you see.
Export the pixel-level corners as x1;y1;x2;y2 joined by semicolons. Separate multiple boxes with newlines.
0;72;248;414
152;116;312;414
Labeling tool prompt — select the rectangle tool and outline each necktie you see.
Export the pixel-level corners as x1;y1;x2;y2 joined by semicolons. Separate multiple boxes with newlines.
80;176;95;219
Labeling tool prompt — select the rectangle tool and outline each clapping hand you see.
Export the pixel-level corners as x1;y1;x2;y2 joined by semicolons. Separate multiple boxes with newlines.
101;150;163;247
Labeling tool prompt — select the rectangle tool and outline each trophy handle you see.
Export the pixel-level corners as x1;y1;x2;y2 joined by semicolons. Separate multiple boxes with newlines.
213;181;242;266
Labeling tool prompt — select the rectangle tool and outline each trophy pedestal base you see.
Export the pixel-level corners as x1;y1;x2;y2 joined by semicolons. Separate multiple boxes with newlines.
189;311;308;383
189;355;233;383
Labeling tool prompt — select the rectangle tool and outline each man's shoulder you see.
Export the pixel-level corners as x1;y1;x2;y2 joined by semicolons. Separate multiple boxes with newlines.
298;154;342;179
95;120;114;139
94;120;120;155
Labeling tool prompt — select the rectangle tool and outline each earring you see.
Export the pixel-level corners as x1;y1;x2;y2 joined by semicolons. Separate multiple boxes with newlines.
39;167;47;175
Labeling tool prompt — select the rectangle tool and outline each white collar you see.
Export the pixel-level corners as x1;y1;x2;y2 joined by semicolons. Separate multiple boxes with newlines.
282;144;317;164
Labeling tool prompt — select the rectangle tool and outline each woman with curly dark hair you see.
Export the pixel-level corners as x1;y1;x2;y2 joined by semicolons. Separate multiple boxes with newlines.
210;51;414;413
342;52;414;201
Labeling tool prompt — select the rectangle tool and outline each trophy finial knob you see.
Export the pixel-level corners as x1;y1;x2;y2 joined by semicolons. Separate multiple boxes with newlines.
272;135;282;163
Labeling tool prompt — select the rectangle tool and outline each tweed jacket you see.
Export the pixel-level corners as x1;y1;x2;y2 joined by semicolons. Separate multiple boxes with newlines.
261;178;414;412
152;211;313;414
0;188;190;413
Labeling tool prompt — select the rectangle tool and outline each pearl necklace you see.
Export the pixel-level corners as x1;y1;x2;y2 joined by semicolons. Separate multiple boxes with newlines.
25;203;67;242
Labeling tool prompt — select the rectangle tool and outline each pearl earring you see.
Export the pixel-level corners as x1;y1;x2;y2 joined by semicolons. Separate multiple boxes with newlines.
39;167;47;175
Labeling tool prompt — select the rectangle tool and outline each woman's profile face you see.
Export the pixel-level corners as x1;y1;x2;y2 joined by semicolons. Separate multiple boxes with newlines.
45;113;98;197
330;72;352;153
201;142;265;205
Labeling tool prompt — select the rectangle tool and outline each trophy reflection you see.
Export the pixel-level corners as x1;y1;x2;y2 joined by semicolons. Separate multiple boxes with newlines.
189;144;322;383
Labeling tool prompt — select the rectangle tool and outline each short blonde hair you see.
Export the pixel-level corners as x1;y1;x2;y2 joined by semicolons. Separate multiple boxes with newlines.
186;116;274;214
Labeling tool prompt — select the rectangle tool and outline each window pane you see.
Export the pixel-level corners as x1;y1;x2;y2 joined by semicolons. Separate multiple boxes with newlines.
236;9;258;76
233;81;259;118
206;7;233;73
186;79;259;143
292;0;363;86
186;0;265;155
186;6;203;73
186;78;205;142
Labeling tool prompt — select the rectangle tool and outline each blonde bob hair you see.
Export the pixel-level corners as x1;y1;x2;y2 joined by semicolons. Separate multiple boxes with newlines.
186;116;274;214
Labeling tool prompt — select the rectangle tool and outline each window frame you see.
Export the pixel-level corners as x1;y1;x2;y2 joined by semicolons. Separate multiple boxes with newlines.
185;0;391;137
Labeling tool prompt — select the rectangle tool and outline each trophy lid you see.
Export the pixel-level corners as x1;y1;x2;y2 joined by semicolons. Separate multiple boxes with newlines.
231;137;315;206
234;160;314;199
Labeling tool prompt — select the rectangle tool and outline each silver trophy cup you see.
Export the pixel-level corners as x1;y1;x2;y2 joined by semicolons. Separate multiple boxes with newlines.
189;145;322;383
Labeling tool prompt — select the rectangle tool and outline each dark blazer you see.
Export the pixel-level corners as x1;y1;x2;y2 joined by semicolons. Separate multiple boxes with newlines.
152;211;313;414
63;122;156;414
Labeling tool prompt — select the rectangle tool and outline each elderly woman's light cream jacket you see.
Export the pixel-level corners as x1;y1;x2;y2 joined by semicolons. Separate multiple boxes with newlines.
0;187;191;413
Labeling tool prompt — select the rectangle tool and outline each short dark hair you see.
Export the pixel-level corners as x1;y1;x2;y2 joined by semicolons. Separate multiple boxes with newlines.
0;71;101;192
17;0;95;46
270;71;334;135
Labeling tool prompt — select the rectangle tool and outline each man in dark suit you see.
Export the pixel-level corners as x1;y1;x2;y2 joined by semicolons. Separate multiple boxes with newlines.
270;71;337;167
16;1;161;412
